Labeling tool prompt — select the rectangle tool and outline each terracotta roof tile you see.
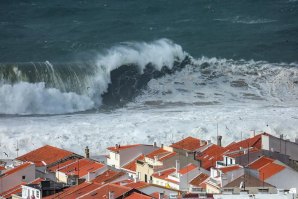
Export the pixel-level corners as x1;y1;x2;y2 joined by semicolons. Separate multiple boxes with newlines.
78;183;132;199
218;165;242;173
16;145;74;166
146;148;176;162
0;166;5;171
248;156;274;170
125;192;152;199
0;178;44;198
196;144;227;170
125;181;149;189
92;169;126;184
122;155;145;173
152;168;177;183
56;158;105;178
0;162;33;178
179;164;197;175
259;162;285;180
170;136;204;151
48;158;80;172
107;144;141;153
189;173;209;187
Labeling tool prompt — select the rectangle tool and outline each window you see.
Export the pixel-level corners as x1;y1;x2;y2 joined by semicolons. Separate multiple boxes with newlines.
230;158;233;165
36;191;40;198
258;188;269;193
145;174;147;182
22;175;26;180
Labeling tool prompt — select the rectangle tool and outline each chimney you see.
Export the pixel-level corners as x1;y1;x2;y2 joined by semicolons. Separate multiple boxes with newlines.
108;191;115;199
154;156;158;162
161;144;164;149
115;144;118;149
200;140;207;146
175;160;180;175
217;136;222;147
280;134;283;140
85;146;90;158
159;192;164;199
154;142;157;148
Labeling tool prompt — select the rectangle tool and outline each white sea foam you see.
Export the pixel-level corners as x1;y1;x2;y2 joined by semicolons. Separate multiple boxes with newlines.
0;82;94;115
0;39;186;115
0;104;298;158
134;57;298;107
89;38;186;99
214;16;276;24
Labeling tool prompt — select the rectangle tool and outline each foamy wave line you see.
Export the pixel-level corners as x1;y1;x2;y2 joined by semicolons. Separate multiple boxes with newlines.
0;39;186;115
0;82;94;115
214;16;276;24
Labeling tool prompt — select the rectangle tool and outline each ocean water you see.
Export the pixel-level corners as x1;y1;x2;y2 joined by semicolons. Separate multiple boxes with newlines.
0;0;298;157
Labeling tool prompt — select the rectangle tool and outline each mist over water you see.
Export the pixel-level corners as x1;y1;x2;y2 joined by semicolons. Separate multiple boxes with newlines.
0;0;297;156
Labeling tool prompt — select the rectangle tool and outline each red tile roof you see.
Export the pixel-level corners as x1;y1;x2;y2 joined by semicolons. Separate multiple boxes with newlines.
44;182;100;199
146;148;177;162
16;145;74;166
125;192;152;199
225;147;260;158
92;169;126;184
122;155;145;173
224;133;269;152
259;163;285;180
189;173;209;187
125;181;149;189
196;144;227;170
179;164;197;175
107;144;141;153
248;156;275;170
0;178;44;198
247;156;286;180
80;184;132;199
48;158;80;172
171;136;204;151
0;166;5;171
218;165;242;173
0;162;33;178
56;158;105;178
152;168;177;183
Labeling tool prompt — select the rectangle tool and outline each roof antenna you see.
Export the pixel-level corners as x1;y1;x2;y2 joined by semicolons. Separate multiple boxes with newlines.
16;140;19;158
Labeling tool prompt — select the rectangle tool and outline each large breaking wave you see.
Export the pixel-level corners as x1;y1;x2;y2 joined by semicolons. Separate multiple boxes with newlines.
0;39;297;115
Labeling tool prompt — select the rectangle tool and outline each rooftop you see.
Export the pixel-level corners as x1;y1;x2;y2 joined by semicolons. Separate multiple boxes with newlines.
92;169;126;184
179;163;198;175
0;162;33;179
218;165;242;173
125;192;152;199
107;144;142;153
146;148;176;162
224;173;274;188
170;136;204;151
259;162;285;180
57;158;105;178
122;155;145;173
189;173;209;187
248;156;275;170
16;145;75;166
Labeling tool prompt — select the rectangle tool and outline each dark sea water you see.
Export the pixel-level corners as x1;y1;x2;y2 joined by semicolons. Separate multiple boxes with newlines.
1;0;298;156
1;0;298;62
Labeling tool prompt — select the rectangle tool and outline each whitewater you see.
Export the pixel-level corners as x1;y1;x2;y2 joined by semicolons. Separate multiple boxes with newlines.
0;39;297;158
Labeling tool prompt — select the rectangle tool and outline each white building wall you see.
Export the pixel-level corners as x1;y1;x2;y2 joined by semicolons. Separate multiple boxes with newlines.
140;186;179;196
263;134;298;161
107;145;157;169
179;169;202;191
266;168;298;190
22;186;41;199
0;164;35;193
221;168;244;187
